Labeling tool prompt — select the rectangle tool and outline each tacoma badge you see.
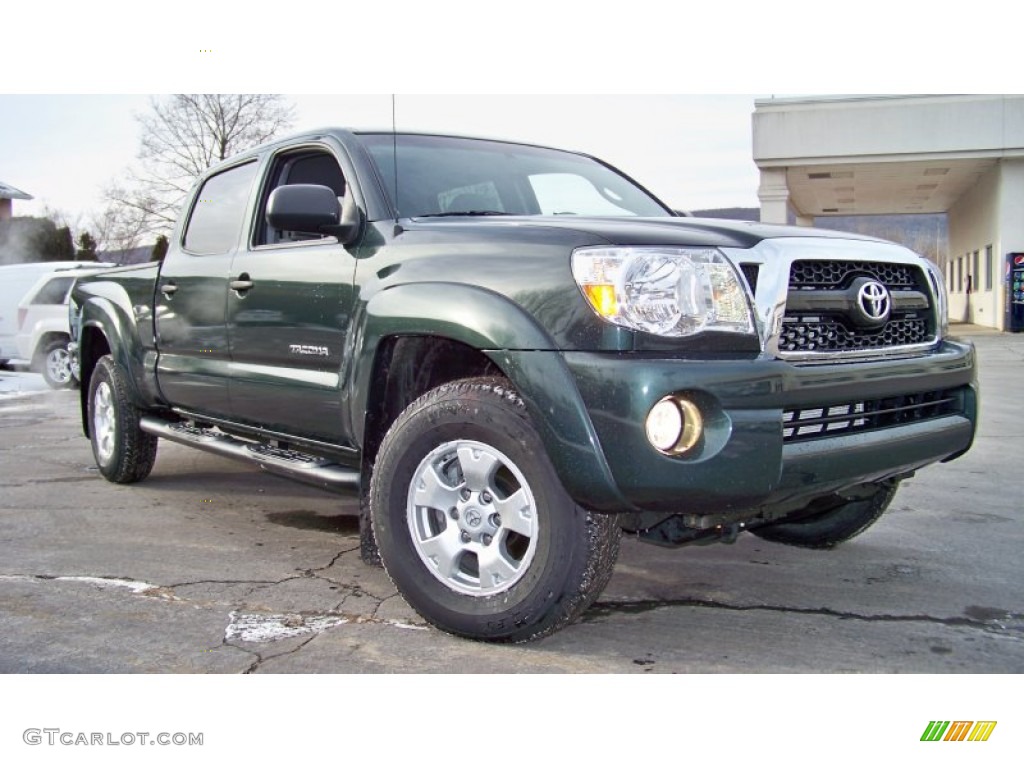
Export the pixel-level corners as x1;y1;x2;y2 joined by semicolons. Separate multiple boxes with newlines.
289;344;329;357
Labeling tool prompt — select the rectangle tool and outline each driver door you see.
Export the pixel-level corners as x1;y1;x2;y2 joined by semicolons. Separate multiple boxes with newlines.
225;147;357;444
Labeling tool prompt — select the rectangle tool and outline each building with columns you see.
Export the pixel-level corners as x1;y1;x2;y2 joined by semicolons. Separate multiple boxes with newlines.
753;95;1024;330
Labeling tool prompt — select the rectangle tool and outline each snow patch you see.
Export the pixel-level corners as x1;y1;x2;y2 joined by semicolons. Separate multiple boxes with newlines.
55;576;160;592
388;622;429;631
0;574;179;600
223;611;427;642
225;611;349;643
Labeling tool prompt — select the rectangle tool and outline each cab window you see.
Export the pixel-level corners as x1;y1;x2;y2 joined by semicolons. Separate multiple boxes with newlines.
183;161;258;255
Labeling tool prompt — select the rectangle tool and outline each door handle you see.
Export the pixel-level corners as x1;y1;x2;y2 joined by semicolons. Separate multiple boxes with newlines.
230;275;254;293
160;282;178;297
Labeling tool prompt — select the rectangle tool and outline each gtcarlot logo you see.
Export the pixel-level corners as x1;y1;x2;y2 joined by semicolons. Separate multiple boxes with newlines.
23;729;203;747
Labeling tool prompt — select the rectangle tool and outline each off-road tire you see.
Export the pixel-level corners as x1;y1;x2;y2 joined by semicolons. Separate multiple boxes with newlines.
370;376;620;642
749;481;900;549
41;338;77;390
359;474;382;567
88;355;158;484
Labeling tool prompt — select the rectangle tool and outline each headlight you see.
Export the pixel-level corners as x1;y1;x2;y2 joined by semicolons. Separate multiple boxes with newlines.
923;259;949;338
572;246;754;337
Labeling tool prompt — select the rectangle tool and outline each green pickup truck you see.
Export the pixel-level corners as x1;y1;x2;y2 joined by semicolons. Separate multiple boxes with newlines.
70;129;977;642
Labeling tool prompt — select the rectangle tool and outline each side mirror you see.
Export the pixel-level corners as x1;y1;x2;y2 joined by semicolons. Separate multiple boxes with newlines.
266;184;362;245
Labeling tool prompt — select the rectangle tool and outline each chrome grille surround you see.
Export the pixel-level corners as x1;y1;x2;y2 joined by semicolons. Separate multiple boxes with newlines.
720;237;943;363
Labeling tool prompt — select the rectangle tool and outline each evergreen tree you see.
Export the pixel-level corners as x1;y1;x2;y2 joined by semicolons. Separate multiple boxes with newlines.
77;231;99;261
0;216;74;263
151;234;169;263
28;219;74;261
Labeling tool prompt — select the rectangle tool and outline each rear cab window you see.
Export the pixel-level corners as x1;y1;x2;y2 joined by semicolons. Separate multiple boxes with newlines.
183;161;259;255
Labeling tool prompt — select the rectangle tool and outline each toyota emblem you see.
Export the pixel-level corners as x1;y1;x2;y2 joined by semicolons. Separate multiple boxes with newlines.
857;281;891;322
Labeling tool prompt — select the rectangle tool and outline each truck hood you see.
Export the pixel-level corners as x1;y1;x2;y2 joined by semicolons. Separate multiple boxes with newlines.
408;215;886;250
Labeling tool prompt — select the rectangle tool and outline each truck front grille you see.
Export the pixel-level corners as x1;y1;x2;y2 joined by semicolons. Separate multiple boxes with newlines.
782;388;964;443
789;260;918;290
780;317;929;352
779;259;935;355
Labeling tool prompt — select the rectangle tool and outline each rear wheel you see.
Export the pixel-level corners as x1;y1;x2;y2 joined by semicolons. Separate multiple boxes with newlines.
88;355;158;484
41;338;76;389
749;481;899;549
370;377;620;642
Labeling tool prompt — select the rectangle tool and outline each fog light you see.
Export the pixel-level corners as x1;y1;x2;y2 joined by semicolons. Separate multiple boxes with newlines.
645;396;704;454
646;398;682;451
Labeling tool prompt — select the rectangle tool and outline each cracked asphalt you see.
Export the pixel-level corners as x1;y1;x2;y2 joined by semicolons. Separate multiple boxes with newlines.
1;330;1022;673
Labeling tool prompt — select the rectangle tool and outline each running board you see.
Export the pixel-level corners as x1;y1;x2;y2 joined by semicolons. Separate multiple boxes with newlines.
139;416;360;491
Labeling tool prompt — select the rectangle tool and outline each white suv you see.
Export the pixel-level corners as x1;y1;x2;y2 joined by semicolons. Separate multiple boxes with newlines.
16;265;112;388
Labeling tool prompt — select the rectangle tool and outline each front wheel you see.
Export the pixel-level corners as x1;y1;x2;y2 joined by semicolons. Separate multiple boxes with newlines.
88;355;158;484
370;377;620;642
749;480;900;549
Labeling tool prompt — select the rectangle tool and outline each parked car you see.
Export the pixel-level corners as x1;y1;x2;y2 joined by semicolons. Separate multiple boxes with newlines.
15;264;111;387
0;261;93;367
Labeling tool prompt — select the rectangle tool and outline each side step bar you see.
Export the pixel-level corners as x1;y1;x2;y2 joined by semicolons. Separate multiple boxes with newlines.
139;416;360;491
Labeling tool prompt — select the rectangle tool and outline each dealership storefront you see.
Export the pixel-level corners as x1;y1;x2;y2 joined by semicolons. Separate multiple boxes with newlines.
753;95;1024;330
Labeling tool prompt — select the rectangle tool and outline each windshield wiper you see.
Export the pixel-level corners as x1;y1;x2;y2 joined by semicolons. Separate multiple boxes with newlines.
417;210;513;218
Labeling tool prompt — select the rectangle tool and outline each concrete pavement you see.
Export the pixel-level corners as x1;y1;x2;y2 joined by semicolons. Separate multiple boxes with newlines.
0;331;1021;672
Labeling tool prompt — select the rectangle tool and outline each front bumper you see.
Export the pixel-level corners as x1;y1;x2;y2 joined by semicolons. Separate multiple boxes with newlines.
560;339;977;523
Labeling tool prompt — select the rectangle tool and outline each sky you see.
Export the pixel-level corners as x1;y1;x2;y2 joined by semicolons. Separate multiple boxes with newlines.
0;94;762;229
3;3;1014;239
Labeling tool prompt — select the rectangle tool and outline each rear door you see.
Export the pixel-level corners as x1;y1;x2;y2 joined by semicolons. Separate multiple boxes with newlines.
155;160;259;417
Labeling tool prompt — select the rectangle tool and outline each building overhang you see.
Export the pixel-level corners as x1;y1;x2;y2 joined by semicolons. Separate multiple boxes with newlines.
0;182;33;201
753;95;1024;217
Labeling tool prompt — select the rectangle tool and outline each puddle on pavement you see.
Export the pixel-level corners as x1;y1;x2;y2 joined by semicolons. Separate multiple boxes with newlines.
264;510;359;534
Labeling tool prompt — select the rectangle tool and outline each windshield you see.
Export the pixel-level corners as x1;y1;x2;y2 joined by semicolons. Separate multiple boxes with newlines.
359;134;673;219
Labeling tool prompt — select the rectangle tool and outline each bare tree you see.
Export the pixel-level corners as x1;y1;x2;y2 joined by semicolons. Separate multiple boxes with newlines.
91;201;150;257
104;94;295;240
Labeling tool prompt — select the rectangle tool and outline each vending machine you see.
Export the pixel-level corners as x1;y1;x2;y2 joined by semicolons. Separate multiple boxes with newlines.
1008;253;1024;332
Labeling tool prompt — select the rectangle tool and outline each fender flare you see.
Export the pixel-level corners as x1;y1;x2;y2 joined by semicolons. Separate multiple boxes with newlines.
77;291;155;409
349;282;632;512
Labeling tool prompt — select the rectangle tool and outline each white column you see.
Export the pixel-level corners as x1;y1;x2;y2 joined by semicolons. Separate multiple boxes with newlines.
758;168;790;224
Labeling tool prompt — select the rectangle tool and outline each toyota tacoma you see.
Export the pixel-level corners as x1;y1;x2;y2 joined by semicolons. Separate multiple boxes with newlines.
70;129;978;642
